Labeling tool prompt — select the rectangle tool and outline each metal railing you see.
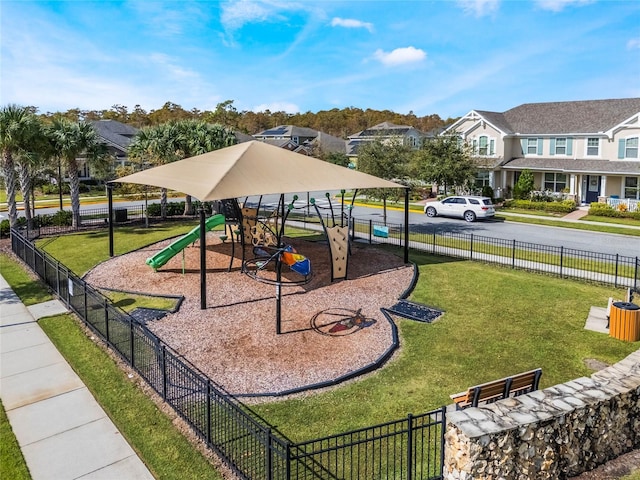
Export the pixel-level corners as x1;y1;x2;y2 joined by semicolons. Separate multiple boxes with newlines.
10;228;446;480
350;218;639;290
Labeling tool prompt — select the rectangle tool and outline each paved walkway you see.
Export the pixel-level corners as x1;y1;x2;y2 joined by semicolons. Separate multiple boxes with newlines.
0;274;154;480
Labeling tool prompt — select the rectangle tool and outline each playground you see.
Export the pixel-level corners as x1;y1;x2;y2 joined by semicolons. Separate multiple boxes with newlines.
84;230;414;397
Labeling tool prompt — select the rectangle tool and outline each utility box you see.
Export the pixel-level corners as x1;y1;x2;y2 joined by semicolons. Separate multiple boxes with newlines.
609;302;640;342
114;209;128;223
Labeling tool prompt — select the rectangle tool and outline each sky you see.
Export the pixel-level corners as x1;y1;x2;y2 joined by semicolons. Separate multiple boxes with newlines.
1;0;639;120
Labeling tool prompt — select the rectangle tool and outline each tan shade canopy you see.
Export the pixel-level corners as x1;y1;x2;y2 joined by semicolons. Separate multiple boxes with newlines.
112;140;404;200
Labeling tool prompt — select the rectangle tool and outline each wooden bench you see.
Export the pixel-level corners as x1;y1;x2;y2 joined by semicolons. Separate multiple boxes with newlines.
450;368;542;410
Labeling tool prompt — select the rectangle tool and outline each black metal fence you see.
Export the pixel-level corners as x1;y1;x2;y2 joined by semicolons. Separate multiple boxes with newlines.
10;228;446;480
349;218;639;290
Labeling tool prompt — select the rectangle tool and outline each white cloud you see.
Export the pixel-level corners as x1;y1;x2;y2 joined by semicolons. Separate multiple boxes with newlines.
148;53;200;79
534;0;594;12
331;17;374;33
457;0;500;17
627;38;640;50
373;46;426;66
252;101;300;113
220;0;282;31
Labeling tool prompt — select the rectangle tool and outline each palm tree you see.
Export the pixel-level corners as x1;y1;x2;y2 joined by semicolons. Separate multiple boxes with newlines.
0;104;40;227
48;118;106;228
128;121;236;217
128;123;180;219
174;120;237;214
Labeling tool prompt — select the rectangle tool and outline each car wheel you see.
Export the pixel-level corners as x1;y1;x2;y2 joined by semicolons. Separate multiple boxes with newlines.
425;206;437;217
464;210;476;222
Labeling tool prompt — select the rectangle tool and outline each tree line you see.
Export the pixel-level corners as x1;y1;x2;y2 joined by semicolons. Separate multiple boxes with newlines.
2;103;476;229
35;100;454;138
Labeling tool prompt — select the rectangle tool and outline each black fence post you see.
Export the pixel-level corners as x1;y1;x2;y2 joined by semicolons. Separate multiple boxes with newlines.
559;246;564;278
615;254;619;288
470;234;474;260
161;346;167;401
83;284;88;322
206;382;212;446
129;316;135;367
285;442;292;480
266;428;273;480
407;413;414;480
440;406;447;475
369;220;372;244
56;261;60;295
635;257;639;290
433;231;436;254
512;239;516;268
104;299;110;343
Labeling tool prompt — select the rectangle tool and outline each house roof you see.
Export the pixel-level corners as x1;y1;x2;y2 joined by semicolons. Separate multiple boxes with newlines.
502;157;640;175
475;98;640;135
90;120;138;152
309;132;347;154
350;122;417;138
254;125;320;139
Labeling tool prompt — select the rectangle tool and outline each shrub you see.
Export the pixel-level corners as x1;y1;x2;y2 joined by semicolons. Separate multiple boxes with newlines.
513;169;535;199
588;202;640;220
481;186;494;199
41;183;70;195
146;201;214;217
504;199;576;214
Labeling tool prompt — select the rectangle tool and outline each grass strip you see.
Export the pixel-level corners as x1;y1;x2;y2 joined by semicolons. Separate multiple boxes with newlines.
497;214;640;236
0;400;31;480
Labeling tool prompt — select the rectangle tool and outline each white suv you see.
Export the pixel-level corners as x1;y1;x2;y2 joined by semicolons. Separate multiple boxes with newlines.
424;196;495;222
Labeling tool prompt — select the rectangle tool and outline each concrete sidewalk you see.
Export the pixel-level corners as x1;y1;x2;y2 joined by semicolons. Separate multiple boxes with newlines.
0;274;154;480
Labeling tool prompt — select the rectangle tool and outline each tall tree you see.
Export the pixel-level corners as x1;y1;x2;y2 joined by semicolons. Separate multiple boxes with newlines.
128;120;236;216
356;137;411;224
0;105;40;227
48;119;107;227
128;123;180;218
412;135;476;195
173;119;237;214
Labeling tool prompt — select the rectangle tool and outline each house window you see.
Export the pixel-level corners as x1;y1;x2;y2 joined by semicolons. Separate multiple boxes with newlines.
544;173;567;192
625;177;640;200
475;171;490;189
586;138;599;156
527;138;538;155
555;138;567;155
475;136;495;156
626;138;638;158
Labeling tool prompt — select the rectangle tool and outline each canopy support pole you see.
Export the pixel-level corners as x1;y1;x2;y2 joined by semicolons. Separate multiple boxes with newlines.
276;193;285;334
404;188;409;264
107;184;114;257
199;206;207;310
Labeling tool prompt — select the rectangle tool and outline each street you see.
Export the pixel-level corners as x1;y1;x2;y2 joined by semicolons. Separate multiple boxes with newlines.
18;195;640;258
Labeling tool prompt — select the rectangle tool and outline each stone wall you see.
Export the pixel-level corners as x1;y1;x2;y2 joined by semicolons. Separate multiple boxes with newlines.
443;349;640;479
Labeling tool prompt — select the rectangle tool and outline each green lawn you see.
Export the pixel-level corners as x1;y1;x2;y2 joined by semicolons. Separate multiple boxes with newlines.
251;252;638;440
36;221;202;276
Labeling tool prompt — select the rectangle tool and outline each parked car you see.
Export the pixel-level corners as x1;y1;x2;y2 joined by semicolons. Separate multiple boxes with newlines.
424;196;495;222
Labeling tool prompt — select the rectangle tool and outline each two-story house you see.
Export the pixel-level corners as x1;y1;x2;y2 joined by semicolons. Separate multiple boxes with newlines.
445;98;640;207
346;122;428;158
253;125;346;156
